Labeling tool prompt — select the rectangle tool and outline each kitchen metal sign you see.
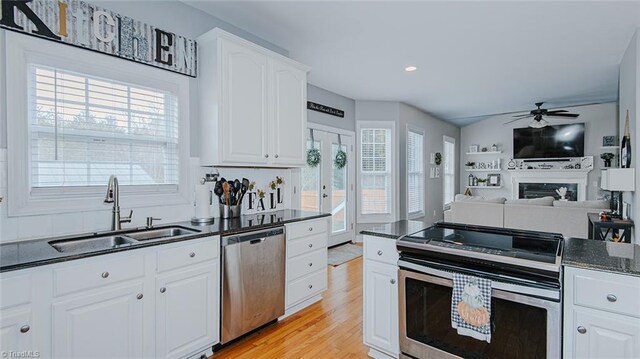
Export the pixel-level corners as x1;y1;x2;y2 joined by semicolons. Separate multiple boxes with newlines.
0;0;197;77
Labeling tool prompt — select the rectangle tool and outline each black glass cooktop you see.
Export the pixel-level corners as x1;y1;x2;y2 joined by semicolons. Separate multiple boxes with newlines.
401;223;562;264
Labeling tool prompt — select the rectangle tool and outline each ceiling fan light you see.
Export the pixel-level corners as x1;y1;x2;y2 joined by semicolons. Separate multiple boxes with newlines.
529;118;548;128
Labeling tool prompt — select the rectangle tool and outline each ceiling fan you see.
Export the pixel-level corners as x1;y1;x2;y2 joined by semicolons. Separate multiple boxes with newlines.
505;102;580;128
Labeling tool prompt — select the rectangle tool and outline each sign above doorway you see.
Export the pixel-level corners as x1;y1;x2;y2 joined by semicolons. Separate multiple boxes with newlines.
307;101;344;118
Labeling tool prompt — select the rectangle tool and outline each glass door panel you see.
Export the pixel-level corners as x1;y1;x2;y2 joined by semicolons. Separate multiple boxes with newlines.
331;142;348;234
301;139;321;212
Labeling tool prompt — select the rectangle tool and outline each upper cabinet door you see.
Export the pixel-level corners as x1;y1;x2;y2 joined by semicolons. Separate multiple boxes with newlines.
270;59;307;166
220;39;269;164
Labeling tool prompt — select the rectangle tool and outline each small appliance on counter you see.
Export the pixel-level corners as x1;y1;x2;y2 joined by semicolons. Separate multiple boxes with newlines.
192;172;218;225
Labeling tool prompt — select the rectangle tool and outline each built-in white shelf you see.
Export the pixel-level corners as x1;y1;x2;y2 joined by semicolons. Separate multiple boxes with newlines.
466;185;503;189
600;146;619;149
506;169;591;173
465;169;501;172
466;151;502;155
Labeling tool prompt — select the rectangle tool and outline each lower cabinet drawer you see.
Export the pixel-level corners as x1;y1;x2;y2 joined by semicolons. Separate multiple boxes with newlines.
53;254;145;297
572;269;640;318
157;238;219;273
287;249;327;282
1;273;32;310
287;233;327;258
286;269;327;307
286;218;328;240
364;235;399;265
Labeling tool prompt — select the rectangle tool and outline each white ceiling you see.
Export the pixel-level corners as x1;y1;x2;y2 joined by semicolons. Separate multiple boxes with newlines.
185;1;640;126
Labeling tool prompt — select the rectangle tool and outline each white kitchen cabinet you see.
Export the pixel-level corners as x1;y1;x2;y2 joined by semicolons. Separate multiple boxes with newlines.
363;235;399;359
155;263;219;359
563;266;640;359
199;28;310;167
269;58;307;166
0;307;35;356
52;282;145;358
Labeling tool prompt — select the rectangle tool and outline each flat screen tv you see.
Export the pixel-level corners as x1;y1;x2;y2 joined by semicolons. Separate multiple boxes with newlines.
513;123;585;159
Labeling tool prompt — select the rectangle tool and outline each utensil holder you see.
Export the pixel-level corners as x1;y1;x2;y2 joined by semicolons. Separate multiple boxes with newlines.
220;204;241;219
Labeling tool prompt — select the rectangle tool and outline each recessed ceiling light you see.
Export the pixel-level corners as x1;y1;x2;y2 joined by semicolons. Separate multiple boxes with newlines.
404;66;417;72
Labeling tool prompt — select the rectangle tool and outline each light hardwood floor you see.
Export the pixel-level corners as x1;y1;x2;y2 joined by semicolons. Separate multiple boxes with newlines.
212;256;368;358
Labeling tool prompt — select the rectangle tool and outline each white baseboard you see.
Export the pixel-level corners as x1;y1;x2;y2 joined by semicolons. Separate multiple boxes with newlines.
368;347;398;359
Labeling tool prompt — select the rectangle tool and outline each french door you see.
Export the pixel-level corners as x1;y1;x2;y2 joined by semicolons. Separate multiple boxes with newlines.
301;128;355;247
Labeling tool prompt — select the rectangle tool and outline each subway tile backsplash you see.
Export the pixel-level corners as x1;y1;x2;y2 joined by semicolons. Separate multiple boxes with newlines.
0;152;293;243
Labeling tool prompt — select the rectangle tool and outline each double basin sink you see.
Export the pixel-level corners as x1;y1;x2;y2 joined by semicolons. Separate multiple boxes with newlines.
49;226;200;255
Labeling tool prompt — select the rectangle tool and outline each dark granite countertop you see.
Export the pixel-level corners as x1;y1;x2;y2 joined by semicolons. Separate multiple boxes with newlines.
0;210;330;272
562;237;640;277
359;219;430;240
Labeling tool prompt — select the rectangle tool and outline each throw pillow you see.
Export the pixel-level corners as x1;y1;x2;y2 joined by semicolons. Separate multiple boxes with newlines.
506;196;555;206
455;194;506;204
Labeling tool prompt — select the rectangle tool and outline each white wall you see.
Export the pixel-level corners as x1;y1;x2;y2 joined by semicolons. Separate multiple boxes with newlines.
459;102;618;201
354;100;461;224
307;84;355;132
619;30;639;243
398;103;460;223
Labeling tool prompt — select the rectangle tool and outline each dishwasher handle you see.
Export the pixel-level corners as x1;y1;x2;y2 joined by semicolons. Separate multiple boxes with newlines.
223;227;285;246
250;238;266;245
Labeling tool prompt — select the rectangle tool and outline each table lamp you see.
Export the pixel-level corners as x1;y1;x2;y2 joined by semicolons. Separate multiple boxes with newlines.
601;168;636;218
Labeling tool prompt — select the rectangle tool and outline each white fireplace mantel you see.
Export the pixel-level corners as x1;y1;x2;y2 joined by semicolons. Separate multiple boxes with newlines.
509;170;590;201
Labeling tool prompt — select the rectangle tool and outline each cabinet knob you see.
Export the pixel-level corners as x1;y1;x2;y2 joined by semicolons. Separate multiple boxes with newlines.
606;294;617;302
20;325;30;333
390;279;396;284
308;243;313;248
275;154;279;158
137;293;143;300
189;252;196;258
160;287;166;293
377;250;383;256
101;271;109;278
265;154;269;158
308;227;313;231
577;326;587;334
308;284;313;290
308;262;313;267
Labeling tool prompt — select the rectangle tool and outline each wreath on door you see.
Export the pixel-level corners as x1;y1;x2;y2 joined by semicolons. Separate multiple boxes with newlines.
306;129;321;168
334;134;347;169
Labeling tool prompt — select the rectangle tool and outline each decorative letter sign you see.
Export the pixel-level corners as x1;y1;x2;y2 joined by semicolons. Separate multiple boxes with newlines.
0;0;197;77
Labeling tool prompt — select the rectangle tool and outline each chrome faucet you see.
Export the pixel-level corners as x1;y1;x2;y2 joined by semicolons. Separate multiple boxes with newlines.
104;175;133;230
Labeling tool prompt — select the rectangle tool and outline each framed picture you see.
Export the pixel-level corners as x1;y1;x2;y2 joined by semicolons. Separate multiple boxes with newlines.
487;173;501;186
602;136;617;147
469;145;479;153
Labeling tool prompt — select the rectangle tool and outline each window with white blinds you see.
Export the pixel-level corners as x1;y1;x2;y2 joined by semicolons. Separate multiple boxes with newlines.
443;136;456;207
407;129;424;216
28;64;179;190
360;128;391;214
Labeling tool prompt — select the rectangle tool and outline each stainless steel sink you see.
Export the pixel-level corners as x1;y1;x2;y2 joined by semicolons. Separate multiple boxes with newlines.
50;235;137;253
124;226;199;241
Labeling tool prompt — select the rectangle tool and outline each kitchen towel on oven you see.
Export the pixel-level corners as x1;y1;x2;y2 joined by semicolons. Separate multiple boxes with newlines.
451;273;492;343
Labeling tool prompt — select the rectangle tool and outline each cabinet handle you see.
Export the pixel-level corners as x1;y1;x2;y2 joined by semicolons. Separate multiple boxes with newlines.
20;325;30;333
577;326;587;334
308;262;313;267
390;279;396;284
189;252;196;258
377;250;383;256
308;284;313;290
308;243;313;248
265;154;269;158
606;294;617;302
101;271;109;278
275;154;279;158
308;227;313;231
160;287;166;293
137;293;143;300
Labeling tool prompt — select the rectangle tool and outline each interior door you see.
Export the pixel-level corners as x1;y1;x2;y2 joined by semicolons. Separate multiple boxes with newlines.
300;129;355;247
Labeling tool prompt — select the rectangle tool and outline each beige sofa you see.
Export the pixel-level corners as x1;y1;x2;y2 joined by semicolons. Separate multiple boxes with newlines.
444;195;609;238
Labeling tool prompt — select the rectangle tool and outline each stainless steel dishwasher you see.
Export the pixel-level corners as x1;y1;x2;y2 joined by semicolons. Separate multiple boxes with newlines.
221;227;285;344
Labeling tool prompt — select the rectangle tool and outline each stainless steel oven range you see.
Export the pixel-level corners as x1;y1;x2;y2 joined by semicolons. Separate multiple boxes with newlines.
397;223;563;359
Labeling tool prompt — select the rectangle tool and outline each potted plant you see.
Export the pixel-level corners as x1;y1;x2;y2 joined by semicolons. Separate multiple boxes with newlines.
465;161;475;170
600;153;615;167
477;178;487;186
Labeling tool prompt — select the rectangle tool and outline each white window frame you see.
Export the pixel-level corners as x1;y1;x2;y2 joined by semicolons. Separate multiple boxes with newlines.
406;125;425;219
443;135;456;209
356;120;397;223
6;33;191;216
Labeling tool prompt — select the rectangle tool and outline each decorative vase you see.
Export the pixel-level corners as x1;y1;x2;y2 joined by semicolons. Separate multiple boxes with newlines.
604;160;611;168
